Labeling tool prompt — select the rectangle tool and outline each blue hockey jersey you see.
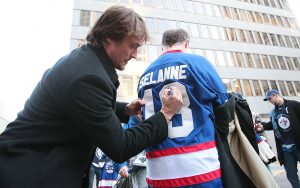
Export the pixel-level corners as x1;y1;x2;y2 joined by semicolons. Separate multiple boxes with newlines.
138;50;228;187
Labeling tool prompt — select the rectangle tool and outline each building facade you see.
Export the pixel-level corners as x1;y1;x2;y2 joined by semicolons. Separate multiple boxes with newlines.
70;0;300;118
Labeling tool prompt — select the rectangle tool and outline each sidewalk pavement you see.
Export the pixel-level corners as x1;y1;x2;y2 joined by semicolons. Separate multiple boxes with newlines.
270;162;300;188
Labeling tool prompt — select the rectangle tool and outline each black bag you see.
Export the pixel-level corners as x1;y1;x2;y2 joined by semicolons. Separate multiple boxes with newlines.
114;176;133;188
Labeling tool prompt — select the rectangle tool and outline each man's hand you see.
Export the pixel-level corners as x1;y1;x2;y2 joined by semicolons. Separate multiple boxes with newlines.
119;166;129;177
160;86;183;123
125;99;145;116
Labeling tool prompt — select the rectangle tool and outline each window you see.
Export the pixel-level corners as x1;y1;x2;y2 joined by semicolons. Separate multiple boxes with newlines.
210;26;219;39
147;45;159;62
205;50;216;65
277;56;288;70
219;27;227;40
288;18;298;29
179;22;189;33
281;17;290;28
190;23;199;37
243;80;253;96
163;0;174;9
269;0;277;7
223;79;233;92
277;35;286;47
194;2;204;14
204;4;214;16
276;16;284;27
286;81;296;96
270;15;278;25
174;0;184;11
294;81;300;96
253;31;263;44
254;12;263;23
226;28;237;41
269;55;279;69
213;5;222;17
91;11;102;24
246;11;255;22
200;25;210;38
261;80;270;94
239;9;247;21
144;0;154;7
221;6;231;19
261;55;271;69
233;79;243;95
237;29;247;42
262;33;271;45
284;57;294;70
136;46;146;61
231;8;240;20
245;53;254;68
245;30;255;43
261;13;270;24
80;10;90;26
269;34;279;46
291;37;300;48
167;20;177;29
253;54;263;68
253;80;263;96
145;18;156;33
157;19;166;33
154;0;163;8
263;0;270;6
118;76;133;97
292;58;300;70
284;36;293;48
194;49;204;56
225;52;235;67
270;80;279;91
216;51;226;66
278;81;288;96
183;0;194;13
234;52;244;67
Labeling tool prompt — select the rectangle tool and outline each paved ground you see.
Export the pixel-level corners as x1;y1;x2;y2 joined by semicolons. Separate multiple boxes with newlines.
270;162;300;188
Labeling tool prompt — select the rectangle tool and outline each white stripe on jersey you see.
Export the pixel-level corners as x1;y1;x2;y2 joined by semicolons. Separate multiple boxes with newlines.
147;147;220;180
98;180;117;187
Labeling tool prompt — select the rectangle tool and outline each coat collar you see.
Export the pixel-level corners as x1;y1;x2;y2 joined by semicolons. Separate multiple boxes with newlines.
89;45;119;88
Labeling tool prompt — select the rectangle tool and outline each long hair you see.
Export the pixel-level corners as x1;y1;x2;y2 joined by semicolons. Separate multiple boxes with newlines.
86;5;149;47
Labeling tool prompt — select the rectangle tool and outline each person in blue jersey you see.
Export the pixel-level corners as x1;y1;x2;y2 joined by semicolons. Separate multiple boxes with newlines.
89;148;103;188
98;153;128;188
123;115;148;188
138;29;228;187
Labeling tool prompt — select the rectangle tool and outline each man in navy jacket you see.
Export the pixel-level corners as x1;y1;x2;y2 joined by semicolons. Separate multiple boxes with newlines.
0;5;183;188
256;89;300;188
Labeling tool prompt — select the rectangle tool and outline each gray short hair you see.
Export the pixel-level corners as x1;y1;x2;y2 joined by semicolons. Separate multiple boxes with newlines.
161;29;189;47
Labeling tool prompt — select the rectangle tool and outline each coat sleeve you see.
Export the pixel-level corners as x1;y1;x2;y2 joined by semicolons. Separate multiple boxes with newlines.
262;121;273;130
65;75;168;163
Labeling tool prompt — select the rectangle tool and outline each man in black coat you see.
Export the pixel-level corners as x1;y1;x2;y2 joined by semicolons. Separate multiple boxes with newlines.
0;5;183;188
256;89;300;188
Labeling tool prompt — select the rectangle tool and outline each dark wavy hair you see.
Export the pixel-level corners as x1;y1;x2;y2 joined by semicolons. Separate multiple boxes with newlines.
86;5;149;47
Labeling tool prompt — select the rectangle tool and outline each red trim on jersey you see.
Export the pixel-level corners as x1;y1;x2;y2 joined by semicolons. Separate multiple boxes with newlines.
146;140;216;159
146;168;221;187
162;50;183;55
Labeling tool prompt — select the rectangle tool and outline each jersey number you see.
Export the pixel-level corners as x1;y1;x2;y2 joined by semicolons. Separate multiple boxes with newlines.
143;82;193;138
